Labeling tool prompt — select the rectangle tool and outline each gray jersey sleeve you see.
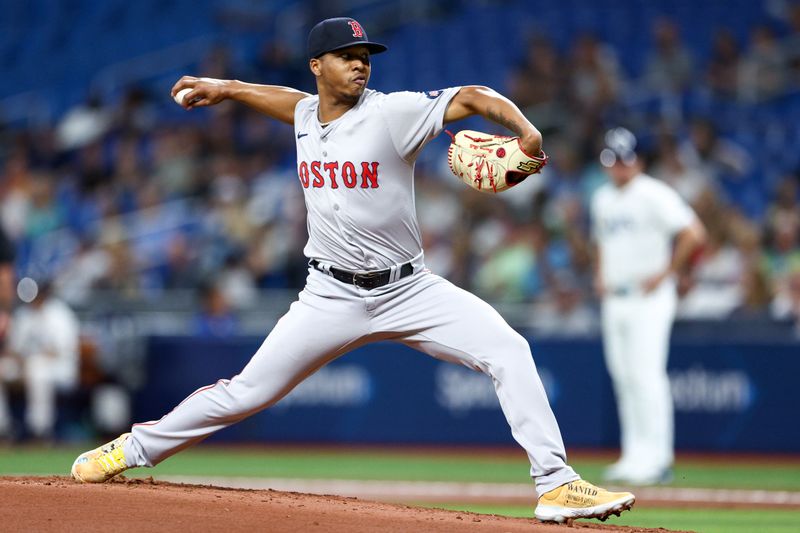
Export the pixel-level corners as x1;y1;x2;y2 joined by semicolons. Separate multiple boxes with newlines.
293;95;318;130
380;87;461;162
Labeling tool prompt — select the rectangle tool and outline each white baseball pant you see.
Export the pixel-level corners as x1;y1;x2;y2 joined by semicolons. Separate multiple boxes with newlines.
601;282;676;475
125;267;579;496
0;354;76;437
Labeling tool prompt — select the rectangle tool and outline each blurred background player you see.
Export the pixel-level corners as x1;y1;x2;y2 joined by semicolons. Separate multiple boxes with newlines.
591;128;706;485
0;226;14;439
0;276;80;440
0;226;13;345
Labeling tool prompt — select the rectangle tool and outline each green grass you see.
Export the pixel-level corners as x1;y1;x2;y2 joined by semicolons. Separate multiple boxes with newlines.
569;459;800;492
1;446;534;482
433;504;800;533
3;446;799;490
3;445;799;532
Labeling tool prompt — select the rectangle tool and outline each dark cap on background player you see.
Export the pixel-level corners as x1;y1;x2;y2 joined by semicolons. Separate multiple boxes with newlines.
600;127;638;167
307;17;388;59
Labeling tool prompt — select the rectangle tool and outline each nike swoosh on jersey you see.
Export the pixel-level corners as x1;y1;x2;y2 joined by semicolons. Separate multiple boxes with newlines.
297;132;309;139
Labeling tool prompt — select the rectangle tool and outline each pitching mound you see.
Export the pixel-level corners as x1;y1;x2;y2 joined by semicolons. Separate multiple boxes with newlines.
0;476;680;532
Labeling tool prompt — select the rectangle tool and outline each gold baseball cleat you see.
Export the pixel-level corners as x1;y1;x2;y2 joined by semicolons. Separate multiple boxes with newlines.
534;479;635;523
71;433;131;483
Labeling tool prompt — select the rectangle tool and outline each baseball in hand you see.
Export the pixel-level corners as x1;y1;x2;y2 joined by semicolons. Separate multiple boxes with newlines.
173;88;193;106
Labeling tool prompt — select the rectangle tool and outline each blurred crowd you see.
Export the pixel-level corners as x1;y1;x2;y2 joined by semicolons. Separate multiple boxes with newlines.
500;12;800;335
0;9;799;344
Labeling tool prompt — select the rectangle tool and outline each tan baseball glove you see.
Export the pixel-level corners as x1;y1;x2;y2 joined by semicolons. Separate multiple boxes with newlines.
446;130;548;193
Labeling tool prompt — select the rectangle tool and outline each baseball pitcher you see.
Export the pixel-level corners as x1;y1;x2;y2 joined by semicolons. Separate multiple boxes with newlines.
72;18;635;523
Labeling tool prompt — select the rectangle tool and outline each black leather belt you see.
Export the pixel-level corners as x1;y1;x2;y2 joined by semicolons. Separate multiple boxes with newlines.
309;259;414;289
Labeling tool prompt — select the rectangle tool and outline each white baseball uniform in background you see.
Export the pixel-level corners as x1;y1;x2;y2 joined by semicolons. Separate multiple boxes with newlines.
124;87;579;496
0;297;80;437
591;173;695;482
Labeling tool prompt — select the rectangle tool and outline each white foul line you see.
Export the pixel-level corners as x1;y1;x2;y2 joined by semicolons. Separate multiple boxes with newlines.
157;476;800;507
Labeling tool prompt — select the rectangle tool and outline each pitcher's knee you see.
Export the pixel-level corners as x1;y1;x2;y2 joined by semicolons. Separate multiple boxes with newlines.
223;379;282;415
484;332;535;375
511;332;533;356
500;331;533;359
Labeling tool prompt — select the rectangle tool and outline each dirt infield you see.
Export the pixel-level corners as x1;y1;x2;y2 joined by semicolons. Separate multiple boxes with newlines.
0;476;682;533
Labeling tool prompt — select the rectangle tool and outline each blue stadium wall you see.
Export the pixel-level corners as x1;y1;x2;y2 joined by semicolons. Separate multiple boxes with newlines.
135;335;798;452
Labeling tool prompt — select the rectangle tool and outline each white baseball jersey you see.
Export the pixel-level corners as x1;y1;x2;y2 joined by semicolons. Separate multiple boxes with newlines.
0;297;80;437
591;173;695;289
125;84;581;499
8;298;80;386
293;87;460;270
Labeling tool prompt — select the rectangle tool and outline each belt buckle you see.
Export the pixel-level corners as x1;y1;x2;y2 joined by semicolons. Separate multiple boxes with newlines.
353;271;382;289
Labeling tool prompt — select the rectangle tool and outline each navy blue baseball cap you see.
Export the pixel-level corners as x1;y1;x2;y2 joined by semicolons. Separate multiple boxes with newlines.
307;17;388;59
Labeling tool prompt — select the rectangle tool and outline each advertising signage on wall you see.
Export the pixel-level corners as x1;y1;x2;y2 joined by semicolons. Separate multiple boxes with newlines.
137;337;798;452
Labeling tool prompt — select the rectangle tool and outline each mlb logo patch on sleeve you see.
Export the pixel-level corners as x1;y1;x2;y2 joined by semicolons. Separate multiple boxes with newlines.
425;90;443;99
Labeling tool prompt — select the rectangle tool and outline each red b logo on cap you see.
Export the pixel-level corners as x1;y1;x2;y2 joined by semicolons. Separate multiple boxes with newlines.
348;20;364;37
